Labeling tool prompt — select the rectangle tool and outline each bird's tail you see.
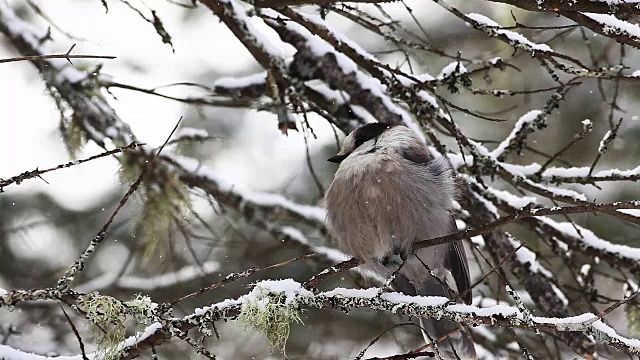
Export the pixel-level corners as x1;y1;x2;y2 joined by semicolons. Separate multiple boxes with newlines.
416;277;476;360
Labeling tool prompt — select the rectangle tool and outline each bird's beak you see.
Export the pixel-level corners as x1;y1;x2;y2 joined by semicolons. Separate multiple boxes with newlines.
327;150;349;163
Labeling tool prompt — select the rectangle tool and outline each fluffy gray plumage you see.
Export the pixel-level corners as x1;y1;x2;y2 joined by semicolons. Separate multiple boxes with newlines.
325;123;476;360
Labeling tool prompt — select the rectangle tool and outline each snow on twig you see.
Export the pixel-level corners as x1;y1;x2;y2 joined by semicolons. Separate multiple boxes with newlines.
582;13;640;40
262;8;426;140
156;280;640;355
466;13;553;53
481;184;640;269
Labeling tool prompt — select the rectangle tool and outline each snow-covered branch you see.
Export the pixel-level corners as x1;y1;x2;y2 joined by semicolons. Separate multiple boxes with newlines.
3;0;640;358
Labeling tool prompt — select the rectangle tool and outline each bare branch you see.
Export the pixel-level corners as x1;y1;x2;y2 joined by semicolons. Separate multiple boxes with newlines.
0;43;116;64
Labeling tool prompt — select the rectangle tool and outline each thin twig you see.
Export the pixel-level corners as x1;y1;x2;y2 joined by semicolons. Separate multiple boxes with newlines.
60;306;89;360
0;142;139;191
0;44;115;64
171;253;315;305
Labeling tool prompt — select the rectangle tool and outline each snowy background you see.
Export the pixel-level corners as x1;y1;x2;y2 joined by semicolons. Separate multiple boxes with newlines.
1;0;640;359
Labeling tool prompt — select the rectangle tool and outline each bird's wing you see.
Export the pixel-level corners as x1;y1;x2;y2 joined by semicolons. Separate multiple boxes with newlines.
391;273;417;296
400;148;472;304
446;217;472;304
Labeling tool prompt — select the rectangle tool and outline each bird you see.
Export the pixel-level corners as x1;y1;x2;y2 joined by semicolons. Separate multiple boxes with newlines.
324;122;476;360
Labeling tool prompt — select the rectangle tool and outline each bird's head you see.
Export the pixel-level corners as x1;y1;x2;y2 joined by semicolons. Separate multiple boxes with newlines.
327;122;398;164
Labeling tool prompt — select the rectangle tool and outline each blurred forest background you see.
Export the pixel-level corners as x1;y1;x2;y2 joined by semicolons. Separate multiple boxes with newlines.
1;0;640;359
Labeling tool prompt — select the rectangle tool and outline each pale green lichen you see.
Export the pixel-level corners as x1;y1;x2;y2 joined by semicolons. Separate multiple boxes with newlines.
117;152;192;262
238;292;303;353
80;292;127;360
79;293;158;360
117;152;140;185
66;118;86;160
50;85;86;160
124;294;158;324
628;304;640;336
137;180;192;262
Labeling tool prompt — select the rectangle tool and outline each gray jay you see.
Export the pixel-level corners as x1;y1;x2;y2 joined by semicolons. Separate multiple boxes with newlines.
325;122;476;360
